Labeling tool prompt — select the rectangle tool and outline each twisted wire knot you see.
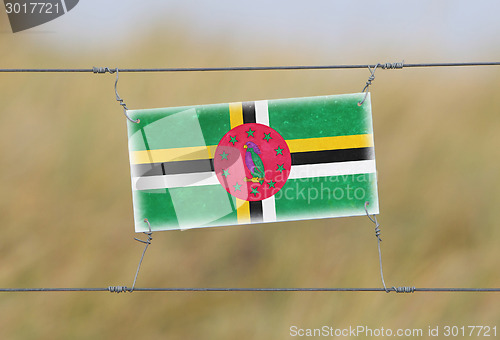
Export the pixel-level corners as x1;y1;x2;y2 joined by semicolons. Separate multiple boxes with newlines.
92;67;116;74
374;222;382;242
116;91;129;111
113;68;139;124
134;219;153;245
363;73;375;91
380;61;404;70
364;202;382;242
392;286;415;293
108;286;129;293
358;61;404;105
358;64;378;106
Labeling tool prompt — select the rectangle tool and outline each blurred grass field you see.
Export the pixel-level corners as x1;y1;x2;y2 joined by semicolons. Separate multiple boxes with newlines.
1;19;500;339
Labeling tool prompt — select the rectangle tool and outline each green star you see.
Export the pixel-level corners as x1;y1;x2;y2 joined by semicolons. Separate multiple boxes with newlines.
275;146;284;155
222;169;230;177
220;151;229;160
246;128;255;137
251;187;259;196
233;182;242;191
229;136;238;145
263;133;272;142
268;180;276;188
276;164;285;173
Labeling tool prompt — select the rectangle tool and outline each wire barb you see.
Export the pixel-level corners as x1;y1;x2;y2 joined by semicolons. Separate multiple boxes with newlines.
3;61;499;73
2;287;500;293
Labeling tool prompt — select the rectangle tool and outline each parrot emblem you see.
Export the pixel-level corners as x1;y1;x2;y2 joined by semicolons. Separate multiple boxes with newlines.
214;122;291;201
243;141;265;184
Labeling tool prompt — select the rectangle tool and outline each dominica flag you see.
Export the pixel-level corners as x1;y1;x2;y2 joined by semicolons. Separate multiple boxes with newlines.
127;93;379;232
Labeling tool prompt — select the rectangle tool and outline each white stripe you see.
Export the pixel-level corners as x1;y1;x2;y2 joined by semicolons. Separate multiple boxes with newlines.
255;100;269;126
132;172;218;191
132;160;376;190
262;196;277;222
288;160;376;180
61;0;68;13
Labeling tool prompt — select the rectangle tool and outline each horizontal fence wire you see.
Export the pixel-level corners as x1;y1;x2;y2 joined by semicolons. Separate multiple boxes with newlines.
1;287;500;293
0;62;500;73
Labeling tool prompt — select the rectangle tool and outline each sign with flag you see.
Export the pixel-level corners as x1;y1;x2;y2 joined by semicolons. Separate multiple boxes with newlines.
127;93;379;232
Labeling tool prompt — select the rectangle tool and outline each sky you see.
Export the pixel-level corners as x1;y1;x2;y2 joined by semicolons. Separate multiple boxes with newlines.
2;0;500;62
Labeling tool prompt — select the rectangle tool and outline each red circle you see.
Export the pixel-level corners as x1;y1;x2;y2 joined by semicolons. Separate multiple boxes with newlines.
214;123;291;201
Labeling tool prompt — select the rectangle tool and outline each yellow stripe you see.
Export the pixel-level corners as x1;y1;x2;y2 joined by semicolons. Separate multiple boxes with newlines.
229;102;244;128
287;134;373;153
130;134;373;165
236;198;250;224
131;145;216;165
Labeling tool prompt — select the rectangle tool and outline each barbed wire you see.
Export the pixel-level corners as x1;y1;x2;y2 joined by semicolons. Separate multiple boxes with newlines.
0;61;499;73
0;287;499;293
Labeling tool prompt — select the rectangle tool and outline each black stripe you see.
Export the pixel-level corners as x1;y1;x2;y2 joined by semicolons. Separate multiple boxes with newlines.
242;102;256;124
291;147;374;166
249;201;263;223
132;147;374;177
132;159;214;177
